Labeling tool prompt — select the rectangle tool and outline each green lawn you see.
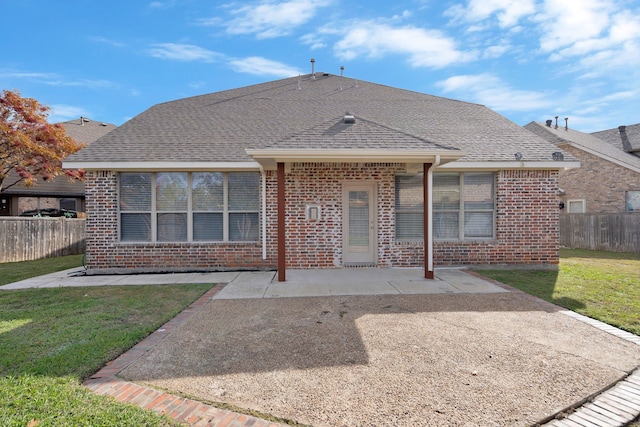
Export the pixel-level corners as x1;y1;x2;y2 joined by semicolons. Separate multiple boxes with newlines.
480;248;640;336
0;255;213;427
1;251;638;425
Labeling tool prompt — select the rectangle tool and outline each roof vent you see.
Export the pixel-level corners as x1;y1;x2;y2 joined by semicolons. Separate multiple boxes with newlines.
552;151;564;161
545;119;553;127
343;113;355;124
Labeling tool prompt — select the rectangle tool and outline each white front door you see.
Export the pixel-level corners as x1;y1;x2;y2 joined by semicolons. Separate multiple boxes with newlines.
342;182;377;265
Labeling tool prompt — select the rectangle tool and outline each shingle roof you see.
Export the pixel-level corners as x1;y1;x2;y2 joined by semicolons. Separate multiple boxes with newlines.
61;117;117;145
591;123;640;156
66;73;565;165
524;121;640;172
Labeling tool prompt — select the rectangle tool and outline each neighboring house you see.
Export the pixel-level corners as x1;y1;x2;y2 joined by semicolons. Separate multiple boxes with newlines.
525;120;640;214
0;117;117;216
64;72;577;278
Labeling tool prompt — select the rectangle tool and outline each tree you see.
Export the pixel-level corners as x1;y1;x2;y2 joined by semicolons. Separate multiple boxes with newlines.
0;89;85;192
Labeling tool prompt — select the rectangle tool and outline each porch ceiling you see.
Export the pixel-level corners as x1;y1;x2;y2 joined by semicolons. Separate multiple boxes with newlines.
245;149;464;170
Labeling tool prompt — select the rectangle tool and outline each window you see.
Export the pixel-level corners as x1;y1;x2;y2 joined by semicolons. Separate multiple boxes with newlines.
119;172;259;242
626;191;640;212
59;198;77;211
567;199;585;213
395;172;495;241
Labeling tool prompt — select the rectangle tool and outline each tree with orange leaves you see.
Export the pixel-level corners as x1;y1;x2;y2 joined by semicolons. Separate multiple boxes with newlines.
0;90;85;192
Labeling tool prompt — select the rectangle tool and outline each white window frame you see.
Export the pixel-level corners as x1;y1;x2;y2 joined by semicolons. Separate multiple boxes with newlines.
626;191;640;212
118;171;260;243
567;199;586;213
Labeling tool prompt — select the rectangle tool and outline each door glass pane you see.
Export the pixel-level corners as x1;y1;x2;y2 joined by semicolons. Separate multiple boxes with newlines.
349;190;369;251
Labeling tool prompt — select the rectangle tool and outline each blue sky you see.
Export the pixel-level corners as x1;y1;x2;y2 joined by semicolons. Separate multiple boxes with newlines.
2;0;639;132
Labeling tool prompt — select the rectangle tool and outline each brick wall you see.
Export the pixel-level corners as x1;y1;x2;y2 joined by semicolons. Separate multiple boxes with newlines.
84;166;560;272
85;171;269;271
559;146;640;213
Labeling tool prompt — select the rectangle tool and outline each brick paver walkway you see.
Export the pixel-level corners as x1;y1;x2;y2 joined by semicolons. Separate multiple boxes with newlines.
83;284;286;427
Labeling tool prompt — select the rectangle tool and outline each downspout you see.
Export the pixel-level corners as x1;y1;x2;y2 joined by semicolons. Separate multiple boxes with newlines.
427;155;441;276
260;165;267;260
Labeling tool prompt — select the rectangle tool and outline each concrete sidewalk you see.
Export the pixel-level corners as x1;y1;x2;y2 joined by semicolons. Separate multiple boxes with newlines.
0;266;509;297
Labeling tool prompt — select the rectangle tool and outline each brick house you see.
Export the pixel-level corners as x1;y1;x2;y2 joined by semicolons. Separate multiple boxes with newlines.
64;73;577;279
1;117;117;216
524;120;640;214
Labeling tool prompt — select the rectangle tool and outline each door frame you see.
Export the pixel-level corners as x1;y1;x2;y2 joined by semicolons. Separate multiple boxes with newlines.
342;181;377;266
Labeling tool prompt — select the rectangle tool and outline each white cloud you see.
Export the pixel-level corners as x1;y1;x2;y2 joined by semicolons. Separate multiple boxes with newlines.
49;104;91;123
209;0;333;39
148;43;222;62
436;73;553;112
89;36;126;47
228;56;302;77
445;0;536;28
537;0;614;53
329;22;476;68
0;69;117;89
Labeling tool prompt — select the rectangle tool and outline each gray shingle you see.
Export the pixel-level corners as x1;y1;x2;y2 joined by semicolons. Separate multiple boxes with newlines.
66;74;564;164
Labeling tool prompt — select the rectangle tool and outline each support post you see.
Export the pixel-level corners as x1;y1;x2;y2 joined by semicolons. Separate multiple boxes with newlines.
277;162;286;282
423;163;434;279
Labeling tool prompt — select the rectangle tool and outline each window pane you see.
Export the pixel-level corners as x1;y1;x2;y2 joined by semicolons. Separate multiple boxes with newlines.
433;174;460;209
192;172;223;211
229;213;259;241
395;175;423;209
395;175;423;240
396;212;423;240
434;212;459;239
59;198;77;211
627;191;640;212
464;173;494;210
120;173;151;211
229;172;259;210
121;213;151;241
157;213;187;242
193;213;223;241
156;173;188;211
464;212;493;238
568;200;585;213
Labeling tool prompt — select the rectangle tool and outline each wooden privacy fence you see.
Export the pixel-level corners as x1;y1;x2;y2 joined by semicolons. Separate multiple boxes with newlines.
560;213;640;253
0;217;86;263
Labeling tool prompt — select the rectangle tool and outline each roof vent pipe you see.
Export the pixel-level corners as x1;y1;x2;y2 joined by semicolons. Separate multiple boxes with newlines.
310;58;316;80
340;66;344;77
343;113;355;124
546;119;553;127
565;117;568;130
554;116;558;129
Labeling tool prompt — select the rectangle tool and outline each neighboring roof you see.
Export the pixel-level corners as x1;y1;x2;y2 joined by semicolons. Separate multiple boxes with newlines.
2;117;117;196
61;117;117;145
524;121;640;173
591;123;640;155
65;73;574;170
